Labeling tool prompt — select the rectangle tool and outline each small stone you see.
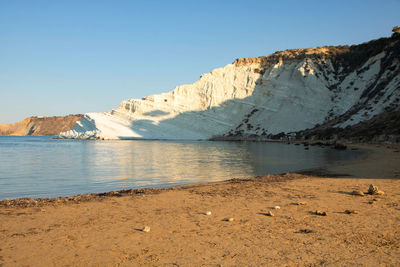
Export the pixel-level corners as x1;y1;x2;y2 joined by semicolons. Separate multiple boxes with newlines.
298;229;314;234
315;210;327;216
204;211;212;215
367;184;385;195
296;202;307;205
368;184;379;195
271;206;280;209
266;211;274;217
142;226;150;232
351;190;364;196
345;210;359;214
224;217;234;222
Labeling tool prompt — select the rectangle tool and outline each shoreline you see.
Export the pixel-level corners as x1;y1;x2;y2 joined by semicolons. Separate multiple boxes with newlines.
1;143;400;266
296;143;400;179
1;142;399;207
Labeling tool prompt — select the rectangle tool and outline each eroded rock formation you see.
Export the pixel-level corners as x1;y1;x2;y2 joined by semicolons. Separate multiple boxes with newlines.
60;34;400;140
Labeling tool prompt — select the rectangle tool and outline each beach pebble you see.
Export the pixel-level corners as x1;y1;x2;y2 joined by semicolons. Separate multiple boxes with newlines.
345;209;359;214
142;226;151;232
204;211;212;215
296;202;307;205
368;184;378;194
315;210;327;216
271;206;280;209
266;211;274;217
368;184;385;195
369;198;380;204
367;184;384;195
298;229;314;234
223;217;234;222
351;190;365;196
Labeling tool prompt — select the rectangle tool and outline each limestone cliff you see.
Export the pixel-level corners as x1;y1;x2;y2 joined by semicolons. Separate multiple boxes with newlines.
60;33;400;140
0;115;83;136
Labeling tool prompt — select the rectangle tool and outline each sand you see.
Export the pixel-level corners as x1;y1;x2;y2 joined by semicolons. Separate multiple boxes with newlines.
1;144;400;266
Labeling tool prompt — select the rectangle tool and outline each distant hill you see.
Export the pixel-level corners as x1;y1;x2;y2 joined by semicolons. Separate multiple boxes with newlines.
0;115;83;136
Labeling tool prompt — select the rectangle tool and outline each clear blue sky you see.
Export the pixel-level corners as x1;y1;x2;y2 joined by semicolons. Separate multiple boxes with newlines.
0;0;399;123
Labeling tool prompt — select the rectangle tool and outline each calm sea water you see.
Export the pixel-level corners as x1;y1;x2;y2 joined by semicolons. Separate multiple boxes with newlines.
0;136;363;199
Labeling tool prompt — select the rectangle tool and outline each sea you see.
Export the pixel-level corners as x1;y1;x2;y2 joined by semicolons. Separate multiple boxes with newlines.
0;136;364;200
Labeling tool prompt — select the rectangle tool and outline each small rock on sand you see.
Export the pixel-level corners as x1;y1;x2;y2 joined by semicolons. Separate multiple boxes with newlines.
298;229;314;234
368;198;380;204
345;210;359;214
204;211;212;215
368;184;384;195
142;226;151;232
271;206;280;209
266;211;274;217
295;202;307;205
223;217;234;222
315;210;327;216
368;184;378;194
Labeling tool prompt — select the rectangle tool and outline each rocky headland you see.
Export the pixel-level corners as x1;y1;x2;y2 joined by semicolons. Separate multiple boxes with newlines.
0;115;83;136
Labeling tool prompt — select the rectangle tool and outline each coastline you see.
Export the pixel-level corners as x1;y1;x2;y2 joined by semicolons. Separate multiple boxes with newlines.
1;143;400;265
0;138;367;203
296;143;400;179
0;141;377;206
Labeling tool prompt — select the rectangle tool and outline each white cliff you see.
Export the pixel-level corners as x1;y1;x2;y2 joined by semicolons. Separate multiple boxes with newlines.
60;34;400;140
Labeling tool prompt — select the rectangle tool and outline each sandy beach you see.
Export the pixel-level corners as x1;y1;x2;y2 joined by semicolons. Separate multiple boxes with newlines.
1;143;400;266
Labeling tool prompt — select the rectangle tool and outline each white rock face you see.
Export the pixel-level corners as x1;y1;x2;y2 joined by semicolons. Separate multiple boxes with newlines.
60;35;400;140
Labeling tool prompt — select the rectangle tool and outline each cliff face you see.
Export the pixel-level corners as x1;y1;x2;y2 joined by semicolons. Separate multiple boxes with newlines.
60;34;400;140
0;115;83;136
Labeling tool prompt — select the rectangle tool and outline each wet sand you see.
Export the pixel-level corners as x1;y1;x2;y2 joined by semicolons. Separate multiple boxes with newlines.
1;144;400;266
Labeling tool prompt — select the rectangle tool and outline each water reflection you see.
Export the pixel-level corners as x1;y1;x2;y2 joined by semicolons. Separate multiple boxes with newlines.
0;137;362;199
82;141;256;185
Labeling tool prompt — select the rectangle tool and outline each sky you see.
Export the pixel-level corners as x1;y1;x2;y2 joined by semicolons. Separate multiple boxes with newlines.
0;0;399;123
